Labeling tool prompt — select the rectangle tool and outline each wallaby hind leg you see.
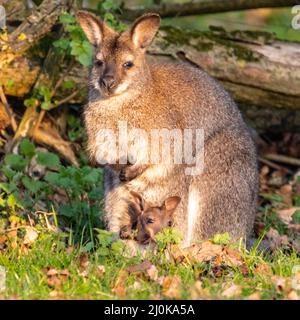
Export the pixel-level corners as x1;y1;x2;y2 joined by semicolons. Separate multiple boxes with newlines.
187;128;258;244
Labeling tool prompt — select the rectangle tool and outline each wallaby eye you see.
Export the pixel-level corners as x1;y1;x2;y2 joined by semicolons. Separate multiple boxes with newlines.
123;61;134;69
146;218;154;224
95;59;103;67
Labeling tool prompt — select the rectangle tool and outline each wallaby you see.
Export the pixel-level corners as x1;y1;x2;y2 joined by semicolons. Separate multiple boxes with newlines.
76;11;258;247
120;191;181;244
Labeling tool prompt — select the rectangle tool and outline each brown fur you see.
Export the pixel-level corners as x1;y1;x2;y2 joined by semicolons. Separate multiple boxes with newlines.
77;11;259;245
119;191;181;244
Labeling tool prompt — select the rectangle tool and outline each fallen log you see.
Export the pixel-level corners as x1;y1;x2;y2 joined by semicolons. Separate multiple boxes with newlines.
1;16;300;130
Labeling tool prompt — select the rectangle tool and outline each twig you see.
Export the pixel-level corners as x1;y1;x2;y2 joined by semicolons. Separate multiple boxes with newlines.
258;156;292;173
263;153;300;167
0;85;18;132
54;90;79;108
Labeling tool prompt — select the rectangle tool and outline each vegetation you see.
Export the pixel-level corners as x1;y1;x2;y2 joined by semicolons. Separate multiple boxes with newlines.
0;1;299;300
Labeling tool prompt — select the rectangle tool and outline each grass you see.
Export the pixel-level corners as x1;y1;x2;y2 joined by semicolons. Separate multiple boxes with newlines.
0;138;299;300
0;230;300;300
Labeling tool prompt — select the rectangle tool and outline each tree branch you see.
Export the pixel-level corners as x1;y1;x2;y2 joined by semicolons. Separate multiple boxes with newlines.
121;0;300;20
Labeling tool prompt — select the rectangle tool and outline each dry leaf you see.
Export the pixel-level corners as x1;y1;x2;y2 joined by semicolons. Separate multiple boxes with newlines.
45;268;69;288
276;207;300;224
248;292;261;300
23;226;38;245
254;263;272;275
112;270;128;298
126;260;152;274
190;281;210;300
267;228;289;250
97;265;105;277
287;290;299;300
147;265;158;281
222;284;242;298
79;253;89;277
271;276;289;292
162;276;181;299
278;184;293;205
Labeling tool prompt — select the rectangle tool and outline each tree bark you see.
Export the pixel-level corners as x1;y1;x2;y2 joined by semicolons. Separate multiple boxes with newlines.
120;0;300;20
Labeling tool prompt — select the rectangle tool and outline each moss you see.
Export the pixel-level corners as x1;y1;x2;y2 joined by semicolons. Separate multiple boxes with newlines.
160;26;214;52
160;25;261;62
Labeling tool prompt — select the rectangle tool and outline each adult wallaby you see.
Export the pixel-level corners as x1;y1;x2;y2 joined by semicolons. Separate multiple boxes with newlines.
76;11;258;246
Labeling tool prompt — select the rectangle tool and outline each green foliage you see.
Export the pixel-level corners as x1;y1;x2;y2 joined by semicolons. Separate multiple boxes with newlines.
292;210;300;224
53;13;93;67
0;139;104;246
67;114;85;142
212;232;231;245
155;227;182;252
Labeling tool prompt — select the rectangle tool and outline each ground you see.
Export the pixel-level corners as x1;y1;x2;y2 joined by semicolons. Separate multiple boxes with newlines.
0;130;300;300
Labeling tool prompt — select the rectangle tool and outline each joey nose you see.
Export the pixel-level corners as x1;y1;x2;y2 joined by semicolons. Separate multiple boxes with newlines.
101;76;115;90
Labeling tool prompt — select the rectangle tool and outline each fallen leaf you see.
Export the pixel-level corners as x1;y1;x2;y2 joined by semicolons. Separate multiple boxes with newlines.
267;228;289;250
79;253;89;277
126;260;152;274
162;276;181;299
248;292;261;300
222;284;242;298
271;276;289;293
45;268;69;288
278;184;293;205
112;270;128;298
146;264;158;281
287;290;299;300
190;281;210;300
276;207;300;224
96;265;105;277
23;226;38;245
254;263;272;275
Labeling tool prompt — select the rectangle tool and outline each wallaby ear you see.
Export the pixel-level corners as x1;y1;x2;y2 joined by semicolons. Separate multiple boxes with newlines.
130;190;145;214
130;13;160;49
76;11;115;47
164;196;181;216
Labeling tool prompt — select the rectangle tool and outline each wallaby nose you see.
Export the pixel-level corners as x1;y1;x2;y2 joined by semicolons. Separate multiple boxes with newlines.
101;76;115;90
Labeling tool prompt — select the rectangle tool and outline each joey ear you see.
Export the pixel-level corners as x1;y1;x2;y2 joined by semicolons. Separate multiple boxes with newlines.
164;196;181;216
130;190;145;214
76;11;116;47
130;13;160;49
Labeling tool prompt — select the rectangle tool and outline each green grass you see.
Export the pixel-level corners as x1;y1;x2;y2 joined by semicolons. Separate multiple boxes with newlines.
0;139;300;300
0;230;300;299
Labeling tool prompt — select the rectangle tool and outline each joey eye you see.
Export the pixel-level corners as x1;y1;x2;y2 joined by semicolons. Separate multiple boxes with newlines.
146;218;154;224
123;61;134;69
168;221;173;227
95;59;103;67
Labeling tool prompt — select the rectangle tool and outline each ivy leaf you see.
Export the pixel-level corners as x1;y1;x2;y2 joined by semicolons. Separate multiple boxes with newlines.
19;138;36;158
36;152;60;168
